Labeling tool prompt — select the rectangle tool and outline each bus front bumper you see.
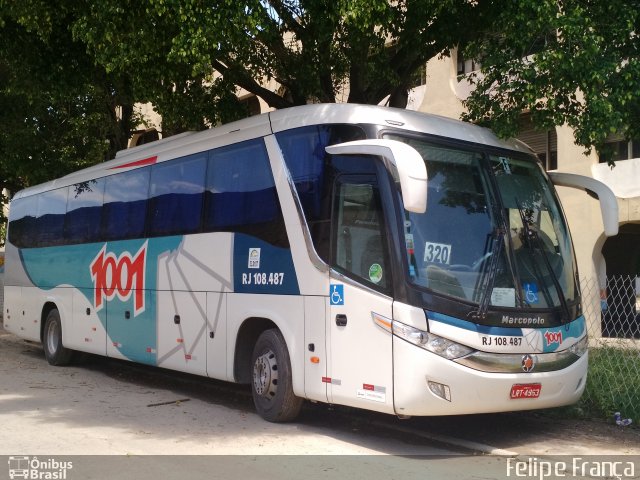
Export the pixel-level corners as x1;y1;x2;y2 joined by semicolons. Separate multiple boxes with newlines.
392;336;588;416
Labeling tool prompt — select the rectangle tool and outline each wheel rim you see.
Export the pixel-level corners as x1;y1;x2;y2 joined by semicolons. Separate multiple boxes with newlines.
253;350;278;398
46;318;60;355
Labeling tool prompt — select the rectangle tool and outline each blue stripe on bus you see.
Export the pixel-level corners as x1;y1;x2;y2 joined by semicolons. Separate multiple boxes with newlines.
232;234;300;295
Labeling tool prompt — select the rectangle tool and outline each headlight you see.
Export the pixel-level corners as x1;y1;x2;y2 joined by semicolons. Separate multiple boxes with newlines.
568;335;588;357
392;321;475;359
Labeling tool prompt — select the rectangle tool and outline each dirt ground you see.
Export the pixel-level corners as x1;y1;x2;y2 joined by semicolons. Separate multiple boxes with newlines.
1;325;639;458
0;326;457;456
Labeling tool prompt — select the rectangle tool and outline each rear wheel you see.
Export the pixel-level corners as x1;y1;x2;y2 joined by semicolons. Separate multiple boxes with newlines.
43;309;73;366
251;329;302;422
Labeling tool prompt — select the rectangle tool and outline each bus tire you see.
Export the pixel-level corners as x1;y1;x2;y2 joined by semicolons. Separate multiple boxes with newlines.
251;328;302;422
43;309;73;366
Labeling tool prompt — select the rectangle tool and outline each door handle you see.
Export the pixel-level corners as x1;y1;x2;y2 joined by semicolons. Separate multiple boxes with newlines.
335;314;348;326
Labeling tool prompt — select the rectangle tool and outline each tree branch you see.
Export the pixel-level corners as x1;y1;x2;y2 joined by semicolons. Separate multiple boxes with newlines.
212;59;293;109
266;0;304;37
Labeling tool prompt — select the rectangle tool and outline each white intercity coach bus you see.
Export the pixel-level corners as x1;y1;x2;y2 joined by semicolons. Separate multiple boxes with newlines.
2;104;618;421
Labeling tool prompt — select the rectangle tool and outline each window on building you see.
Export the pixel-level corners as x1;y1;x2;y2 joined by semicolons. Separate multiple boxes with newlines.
129;129;160;148
456;50;480;77
600;136;640;163
239;96;261;117
517;114;558;171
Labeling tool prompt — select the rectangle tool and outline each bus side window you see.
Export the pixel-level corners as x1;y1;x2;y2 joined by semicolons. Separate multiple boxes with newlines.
204;139;288;248
103;168;150;241
332;176;389;290
65;179;105;244
35;187;68;247
276;125;367;262
148;153;207;236
8;195;38;248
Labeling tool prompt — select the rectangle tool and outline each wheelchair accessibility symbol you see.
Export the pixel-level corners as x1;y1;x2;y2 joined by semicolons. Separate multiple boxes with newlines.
330;284;344;305
523;283;539;304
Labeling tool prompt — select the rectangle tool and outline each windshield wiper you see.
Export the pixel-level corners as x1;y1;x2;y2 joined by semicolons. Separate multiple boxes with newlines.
472;228;504;320
515;199;571;323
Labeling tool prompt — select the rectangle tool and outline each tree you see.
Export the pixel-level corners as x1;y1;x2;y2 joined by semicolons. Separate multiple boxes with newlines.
73;0;487;123
2;1;490;244
0;4;141;180
461;0;640;163
0;1;145;244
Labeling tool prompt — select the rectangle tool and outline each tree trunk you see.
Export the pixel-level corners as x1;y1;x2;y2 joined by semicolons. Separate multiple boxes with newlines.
387;86;409;109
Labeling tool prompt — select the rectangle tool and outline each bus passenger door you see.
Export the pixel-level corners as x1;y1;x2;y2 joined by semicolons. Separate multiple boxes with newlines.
327;175;395;414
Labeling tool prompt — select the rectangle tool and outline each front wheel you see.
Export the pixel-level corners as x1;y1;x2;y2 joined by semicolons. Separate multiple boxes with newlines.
251;329;302;422
43;308;73;366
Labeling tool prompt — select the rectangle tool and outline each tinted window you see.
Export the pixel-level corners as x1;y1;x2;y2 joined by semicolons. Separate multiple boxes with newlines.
8;195;38;248
103;168;150;241
148;154;207;236
276;125;368;262
276;125;366;221
36;188;68;247
65;179;105;244
204;139;287;247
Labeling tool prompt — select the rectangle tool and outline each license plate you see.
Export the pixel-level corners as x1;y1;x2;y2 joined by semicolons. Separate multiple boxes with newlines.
510;383;542;399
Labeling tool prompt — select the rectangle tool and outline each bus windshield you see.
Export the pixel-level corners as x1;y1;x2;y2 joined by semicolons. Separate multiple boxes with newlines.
386;134;577;311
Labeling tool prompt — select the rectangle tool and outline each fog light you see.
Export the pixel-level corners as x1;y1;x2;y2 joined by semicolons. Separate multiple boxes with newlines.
427;381;451;402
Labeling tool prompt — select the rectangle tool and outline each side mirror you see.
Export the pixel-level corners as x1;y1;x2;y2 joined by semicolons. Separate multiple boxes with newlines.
325;139;428;213
549;171;619;237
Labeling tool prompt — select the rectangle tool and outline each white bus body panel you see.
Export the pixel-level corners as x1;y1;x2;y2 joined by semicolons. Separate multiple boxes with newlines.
303;295;328;402
328;277;394;414
206;292;228;380
155;234;232;377
156;290;208;376
264;134;331;402
69;288;107;355
393;336;587;415
3;286;22;336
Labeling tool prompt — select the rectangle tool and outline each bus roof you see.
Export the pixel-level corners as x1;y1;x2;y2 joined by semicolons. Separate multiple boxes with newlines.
13;103;532;200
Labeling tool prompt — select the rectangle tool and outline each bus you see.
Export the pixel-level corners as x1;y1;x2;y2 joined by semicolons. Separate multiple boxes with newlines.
2;104;618;422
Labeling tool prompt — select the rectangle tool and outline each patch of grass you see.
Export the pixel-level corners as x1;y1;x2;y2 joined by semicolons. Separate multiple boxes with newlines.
578;346;640;424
